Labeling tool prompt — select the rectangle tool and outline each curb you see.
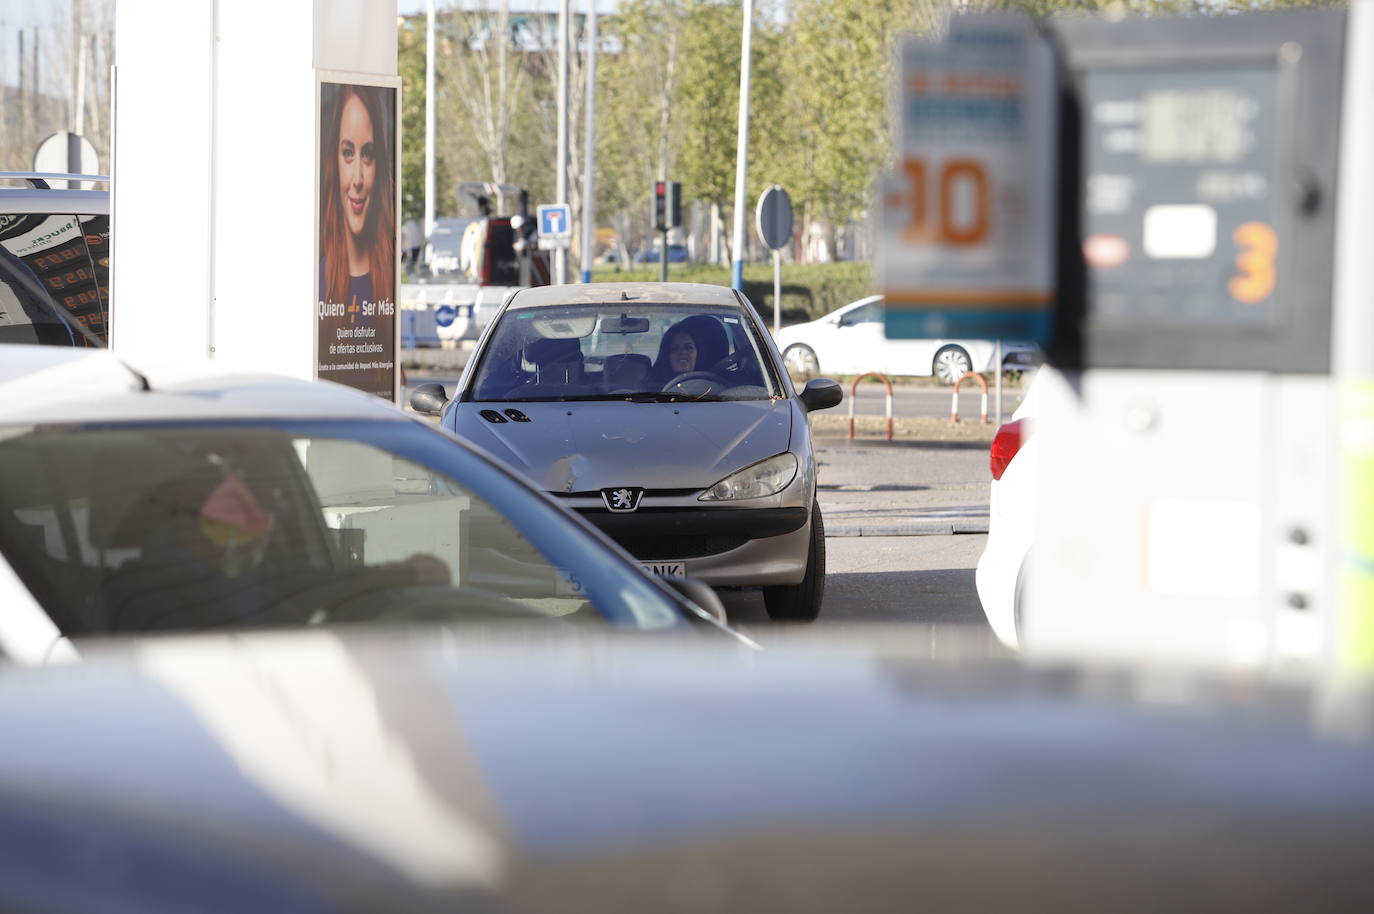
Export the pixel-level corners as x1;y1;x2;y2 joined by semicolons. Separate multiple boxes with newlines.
826;519;989;537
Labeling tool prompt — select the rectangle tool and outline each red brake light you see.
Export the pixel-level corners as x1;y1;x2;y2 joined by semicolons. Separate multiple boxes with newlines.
989;418;1025;481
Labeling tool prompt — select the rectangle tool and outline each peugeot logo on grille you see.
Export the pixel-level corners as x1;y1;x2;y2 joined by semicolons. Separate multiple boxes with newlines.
602;487;644;513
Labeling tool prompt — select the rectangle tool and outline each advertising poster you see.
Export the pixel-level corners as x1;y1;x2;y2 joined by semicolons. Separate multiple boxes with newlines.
318;77;399;400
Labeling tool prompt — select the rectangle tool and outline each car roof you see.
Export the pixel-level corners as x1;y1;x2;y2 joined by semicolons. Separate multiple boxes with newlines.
0;345;412;426
0;173;109;215
4;630;1374;912
506;281;743;309
835;293;883;314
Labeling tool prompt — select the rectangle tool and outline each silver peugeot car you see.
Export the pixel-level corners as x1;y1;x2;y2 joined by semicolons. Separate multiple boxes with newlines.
414;282;843;620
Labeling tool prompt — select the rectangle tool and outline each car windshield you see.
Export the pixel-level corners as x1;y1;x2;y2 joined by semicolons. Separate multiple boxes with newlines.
0;209;109;347
467;302;779;402
0;423;682;637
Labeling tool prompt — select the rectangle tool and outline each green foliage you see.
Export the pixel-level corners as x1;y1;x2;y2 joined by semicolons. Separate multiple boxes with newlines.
777;0;918;224
676;0;746;207
402;0;1345;253
397;21;453;224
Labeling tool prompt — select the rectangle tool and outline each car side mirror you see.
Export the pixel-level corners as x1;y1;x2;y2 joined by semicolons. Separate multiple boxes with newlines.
409;382;449;416
799;378;843;412
661;575;728;626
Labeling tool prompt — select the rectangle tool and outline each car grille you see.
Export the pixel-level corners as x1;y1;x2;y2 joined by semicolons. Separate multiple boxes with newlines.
610;534;749;560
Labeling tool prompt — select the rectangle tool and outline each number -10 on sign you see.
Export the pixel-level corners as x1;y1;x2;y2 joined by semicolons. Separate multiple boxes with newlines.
880;14;1058;344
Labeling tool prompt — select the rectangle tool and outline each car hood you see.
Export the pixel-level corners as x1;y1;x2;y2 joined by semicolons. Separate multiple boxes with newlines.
452;398;793;492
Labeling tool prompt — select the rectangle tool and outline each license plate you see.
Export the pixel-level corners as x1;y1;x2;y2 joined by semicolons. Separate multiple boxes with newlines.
642;562;685;577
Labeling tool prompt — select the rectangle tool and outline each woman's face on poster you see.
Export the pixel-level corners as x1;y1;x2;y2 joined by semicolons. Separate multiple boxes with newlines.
338;92;376;239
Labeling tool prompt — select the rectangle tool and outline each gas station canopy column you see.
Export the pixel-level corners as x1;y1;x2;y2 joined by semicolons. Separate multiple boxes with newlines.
111;0;401;401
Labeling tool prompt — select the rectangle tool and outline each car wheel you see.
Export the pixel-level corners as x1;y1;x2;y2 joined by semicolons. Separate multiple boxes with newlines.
933;345;973;385
783;344;820;380
763;500;825;622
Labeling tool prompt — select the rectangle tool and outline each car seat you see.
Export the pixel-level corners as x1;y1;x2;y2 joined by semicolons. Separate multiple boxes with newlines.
525;337;585;385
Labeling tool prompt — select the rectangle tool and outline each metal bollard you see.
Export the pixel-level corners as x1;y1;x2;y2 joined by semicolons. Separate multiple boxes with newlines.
848;372;895;440
951;372;990;424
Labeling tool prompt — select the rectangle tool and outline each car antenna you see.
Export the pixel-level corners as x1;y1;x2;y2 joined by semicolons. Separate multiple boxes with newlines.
117;359;152;392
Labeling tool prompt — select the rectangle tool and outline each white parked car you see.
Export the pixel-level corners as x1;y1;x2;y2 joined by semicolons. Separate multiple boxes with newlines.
773;294;1041;384
974;370;1041;649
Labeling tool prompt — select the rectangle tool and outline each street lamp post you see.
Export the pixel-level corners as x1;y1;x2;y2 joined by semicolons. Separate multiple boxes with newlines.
729;0;754;291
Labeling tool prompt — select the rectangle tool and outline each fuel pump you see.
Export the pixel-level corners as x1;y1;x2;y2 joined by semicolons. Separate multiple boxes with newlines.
1027;8;1354;674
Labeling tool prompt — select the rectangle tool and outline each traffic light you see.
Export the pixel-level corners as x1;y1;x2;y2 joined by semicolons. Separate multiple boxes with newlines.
653;181;681;232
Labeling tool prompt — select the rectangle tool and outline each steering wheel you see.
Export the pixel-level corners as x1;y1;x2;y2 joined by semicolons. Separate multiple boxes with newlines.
708;354;746;375
661;371;727;397
351;584;558;623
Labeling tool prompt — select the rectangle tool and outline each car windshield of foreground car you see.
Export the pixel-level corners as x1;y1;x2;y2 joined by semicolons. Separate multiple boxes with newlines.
0;423;683;636
467;302;779;403
0;226;108;348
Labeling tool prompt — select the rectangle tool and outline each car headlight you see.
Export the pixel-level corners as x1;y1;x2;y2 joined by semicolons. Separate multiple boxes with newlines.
699;453;798;501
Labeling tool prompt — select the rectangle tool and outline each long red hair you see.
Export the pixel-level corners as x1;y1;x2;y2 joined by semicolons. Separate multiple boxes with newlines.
320;85;395;307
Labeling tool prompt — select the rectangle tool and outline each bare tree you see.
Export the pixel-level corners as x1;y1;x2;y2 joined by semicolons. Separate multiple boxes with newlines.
0;0;113;174
438;0;539;215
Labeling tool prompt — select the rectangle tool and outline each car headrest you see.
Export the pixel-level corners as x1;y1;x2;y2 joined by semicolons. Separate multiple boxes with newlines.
525;337;582;365
603;353;652;388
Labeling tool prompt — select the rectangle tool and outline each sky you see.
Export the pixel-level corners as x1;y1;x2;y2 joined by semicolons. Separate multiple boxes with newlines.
0;0;624;90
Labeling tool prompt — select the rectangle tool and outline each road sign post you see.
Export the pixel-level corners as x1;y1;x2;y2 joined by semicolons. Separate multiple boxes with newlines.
653;181;681;282
879;15;1058;345
755;185;793;332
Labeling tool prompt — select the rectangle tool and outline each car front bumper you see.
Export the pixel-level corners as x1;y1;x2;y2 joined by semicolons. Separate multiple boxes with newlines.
559;501;813;587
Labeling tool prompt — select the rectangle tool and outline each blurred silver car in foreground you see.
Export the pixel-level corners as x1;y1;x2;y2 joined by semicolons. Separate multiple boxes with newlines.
414;282;844;621
1;630;1372;912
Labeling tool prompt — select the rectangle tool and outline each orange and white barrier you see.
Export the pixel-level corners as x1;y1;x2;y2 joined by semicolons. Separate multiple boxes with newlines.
848;372;895;441
951;371;989;424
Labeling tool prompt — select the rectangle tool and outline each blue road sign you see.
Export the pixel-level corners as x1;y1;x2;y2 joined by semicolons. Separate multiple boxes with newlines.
537;204;572;245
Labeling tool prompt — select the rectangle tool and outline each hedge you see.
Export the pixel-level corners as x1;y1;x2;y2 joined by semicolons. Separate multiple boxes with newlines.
588;260;876;325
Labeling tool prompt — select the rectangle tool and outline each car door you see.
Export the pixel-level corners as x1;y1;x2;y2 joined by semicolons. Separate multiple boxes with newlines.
865;300;941;377
828;299;886;376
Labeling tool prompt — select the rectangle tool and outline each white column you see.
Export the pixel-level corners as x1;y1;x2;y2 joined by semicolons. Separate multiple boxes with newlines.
111;0;397;380
580;0;598;284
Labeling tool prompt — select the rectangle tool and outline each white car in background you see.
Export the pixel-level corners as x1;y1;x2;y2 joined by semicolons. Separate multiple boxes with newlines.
974;370;1041;649
774;294;1041;384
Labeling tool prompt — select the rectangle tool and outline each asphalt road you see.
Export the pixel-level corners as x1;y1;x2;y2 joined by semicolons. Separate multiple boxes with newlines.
720;436;1003;654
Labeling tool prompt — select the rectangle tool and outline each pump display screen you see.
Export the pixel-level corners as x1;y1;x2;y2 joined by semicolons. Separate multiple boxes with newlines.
1082;67;1280;326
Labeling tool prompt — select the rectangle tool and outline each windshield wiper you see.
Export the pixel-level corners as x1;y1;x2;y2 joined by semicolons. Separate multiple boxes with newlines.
623;392;723;403
492;392;724;404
